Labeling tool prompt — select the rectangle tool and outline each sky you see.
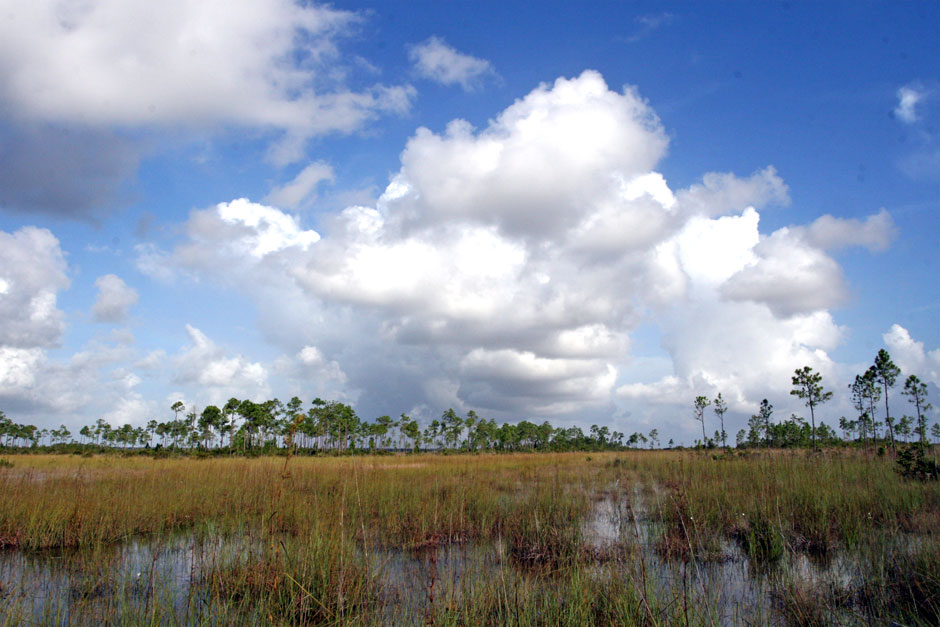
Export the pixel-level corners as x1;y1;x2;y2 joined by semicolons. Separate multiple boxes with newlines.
0;0;938;444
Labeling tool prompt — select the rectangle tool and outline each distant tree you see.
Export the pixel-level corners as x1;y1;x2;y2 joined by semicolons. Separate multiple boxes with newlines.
648;428;659;449
693;396;711;446
896;416;913;443
746;414;763;448
374;415;394;450
838;416;852;442
94;418;110;445
199;405;223;449
902;375;932;446
50;424;71;445
845;418;858;442
285;397;304;430
425;419;441;449
849;370;881;442
485;419;500;450
932;422;940;444
790;366;832;452
223;398;241;449
713;393;728;447
144;420;157;447
400;414;421;452
758;399;774;446
441;409;463;449
464;410;479;450
872;350;901;454
117;423;134;450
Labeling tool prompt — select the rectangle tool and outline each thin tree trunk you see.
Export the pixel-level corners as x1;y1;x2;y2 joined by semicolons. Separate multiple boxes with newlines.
809;402;817;452
884;384;896;455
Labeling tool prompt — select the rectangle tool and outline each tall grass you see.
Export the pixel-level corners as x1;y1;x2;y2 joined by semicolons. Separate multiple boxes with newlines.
0;449;937;624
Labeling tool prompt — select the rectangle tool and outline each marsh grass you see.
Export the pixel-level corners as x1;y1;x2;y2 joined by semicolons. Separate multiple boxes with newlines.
0;448;937;624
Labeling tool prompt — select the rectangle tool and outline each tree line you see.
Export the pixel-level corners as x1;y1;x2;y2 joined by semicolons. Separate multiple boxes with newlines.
1;349;936;456
695;349;938;452
0;400;656;454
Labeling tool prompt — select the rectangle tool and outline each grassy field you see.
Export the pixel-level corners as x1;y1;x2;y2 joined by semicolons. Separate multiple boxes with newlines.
0;449;937;625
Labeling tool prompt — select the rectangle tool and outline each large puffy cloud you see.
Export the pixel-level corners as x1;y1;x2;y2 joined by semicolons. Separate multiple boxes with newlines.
0;227;70;348
154;71;894;430
389;71;669;240
618;205;847;415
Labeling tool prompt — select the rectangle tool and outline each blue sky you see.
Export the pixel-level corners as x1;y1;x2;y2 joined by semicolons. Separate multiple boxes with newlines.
0;0;937;443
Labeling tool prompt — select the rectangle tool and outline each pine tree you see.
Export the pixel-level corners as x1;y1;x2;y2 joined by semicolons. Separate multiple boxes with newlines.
791;366;832;452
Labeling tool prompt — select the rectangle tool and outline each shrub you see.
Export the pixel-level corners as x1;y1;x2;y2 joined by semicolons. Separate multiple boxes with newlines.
895;444;939;481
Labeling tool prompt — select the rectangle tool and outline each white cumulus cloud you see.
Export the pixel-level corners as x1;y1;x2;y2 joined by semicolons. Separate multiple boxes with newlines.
0;226;70;348
390;71;668;239
158;70;896;430
720;226;848;317
158;199;321;282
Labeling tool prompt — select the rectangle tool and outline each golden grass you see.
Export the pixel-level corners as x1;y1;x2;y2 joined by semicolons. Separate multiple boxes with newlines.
1;449;937;624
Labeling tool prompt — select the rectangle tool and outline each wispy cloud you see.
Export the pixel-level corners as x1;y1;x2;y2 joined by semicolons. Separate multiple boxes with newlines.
265;162;335;210
626;12;674;43
408;36;496;91
895;85;924;123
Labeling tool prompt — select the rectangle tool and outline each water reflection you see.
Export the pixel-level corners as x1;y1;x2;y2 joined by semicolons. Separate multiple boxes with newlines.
0;492;910;625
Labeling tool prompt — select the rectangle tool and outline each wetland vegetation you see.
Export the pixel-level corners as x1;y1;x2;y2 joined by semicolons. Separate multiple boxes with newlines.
0;449;937;625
